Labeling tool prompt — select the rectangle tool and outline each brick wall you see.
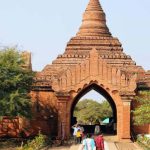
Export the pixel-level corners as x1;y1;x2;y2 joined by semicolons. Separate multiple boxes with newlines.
0;117;20;137
134;124;150;134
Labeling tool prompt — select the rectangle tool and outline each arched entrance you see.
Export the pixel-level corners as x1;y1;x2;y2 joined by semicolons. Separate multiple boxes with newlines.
70;83;117;135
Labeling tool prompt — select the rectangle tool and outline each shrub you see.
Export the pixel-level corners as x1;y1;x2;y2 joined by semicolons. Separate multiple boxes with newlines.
137;134;150;150
17;133;46;150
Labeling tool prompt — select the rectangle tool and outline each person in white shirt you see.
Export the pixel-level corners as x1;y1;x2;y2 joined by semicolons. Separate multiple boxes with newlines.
72;124;79;144
80;133;96;150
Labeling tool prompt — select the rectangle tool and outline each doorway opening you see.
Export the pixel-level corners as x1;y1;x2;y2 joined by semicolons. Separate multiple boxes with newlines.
70;83;117;135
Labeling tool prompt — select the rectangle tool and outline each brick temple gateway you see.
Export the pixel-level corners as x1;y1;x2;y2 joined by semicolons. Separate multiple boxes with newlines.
1;0;149;140
30;0;150;141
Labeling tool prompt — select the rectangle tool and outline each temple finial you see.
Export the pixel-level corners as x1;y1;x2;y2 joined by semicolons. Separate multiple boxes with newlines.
77;0;111;37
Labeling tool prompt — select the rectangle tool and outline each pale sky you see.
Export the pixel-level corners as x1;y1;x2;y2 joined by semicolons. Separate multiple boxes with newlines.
0;0;150;72
80;90;106;103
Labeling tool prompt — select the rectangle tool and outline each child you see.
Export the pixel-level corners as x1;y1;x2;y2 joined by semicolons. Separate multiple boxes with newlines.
76;128;82;144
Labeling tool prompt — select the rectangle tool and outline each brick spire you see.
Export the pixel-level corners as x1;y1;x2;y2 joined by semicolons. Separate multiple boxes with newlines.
77;0;111;37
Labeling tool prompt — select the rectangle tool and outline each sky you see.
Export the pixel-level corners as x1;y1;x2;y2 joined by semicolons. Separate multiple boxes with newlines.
0;0;149;73
80;90;106;103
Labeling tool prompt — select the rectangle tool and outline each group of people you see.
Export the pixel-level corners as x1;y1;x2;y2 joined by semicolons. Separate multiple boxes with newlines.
72;124;84;144
72;123;104;150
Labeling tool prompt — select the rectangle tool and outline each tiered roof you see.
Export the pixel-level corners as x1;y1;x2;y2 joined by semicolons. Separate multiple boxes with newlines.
34;0;146;88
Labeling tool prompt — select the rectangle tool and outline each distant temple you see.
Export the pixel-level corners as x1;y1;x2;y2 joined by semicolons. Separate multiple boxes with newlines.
21;51;32;70
0;0;149;140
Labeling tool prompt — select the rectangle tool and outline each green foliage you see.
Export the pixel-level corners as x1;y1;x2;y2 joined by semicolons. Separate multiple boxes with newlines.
137;134;150;149
18;133;46;150
133;91;150;125
74;99;113;125
0;47;34;119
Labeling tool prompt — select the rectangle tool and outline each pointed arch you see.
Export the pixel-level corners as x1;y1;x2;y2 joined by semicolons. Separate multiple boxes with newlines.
71;83;116;118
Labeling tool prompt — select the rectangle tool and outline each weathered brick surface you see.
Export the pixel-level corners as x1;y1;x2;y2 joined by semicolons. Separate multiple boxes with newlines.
0;117;21;137
0;0;149;139
133;124;150;134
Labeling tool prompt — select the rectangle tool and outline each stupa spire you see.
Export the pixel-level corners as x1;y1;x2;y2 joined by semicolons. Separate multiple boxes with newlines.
77;0;111;37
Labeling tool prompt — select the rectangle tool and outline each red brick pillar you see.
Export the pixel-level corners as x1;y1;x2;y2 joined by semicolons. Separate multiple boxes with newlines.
57;94;70;139
121;96;132;140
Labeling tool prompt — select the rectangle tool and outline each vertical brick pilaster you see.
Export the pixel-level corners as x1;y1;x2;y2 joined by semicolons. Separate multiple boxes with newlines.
122;101;131;139
120;92;135;140
56;93;70;139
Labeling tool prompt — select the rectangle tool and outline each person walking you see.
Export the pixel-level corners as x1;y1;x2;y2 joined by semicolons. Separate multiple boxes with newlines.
79;133;96;150
94;132;104;150
79;125;85;140
72;124;79;144
94;123;101;135
76;128;82;144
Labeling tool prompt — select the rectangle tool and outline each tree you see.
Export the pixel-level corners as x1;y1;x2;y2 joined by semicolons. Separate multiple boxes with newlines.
74;99;112;125
132;91;150;125
0;47;34;119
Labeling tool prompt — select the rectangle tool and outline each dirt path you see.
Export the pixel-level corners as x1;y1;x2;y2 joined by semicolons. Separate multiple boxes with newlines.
49;141;143;150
